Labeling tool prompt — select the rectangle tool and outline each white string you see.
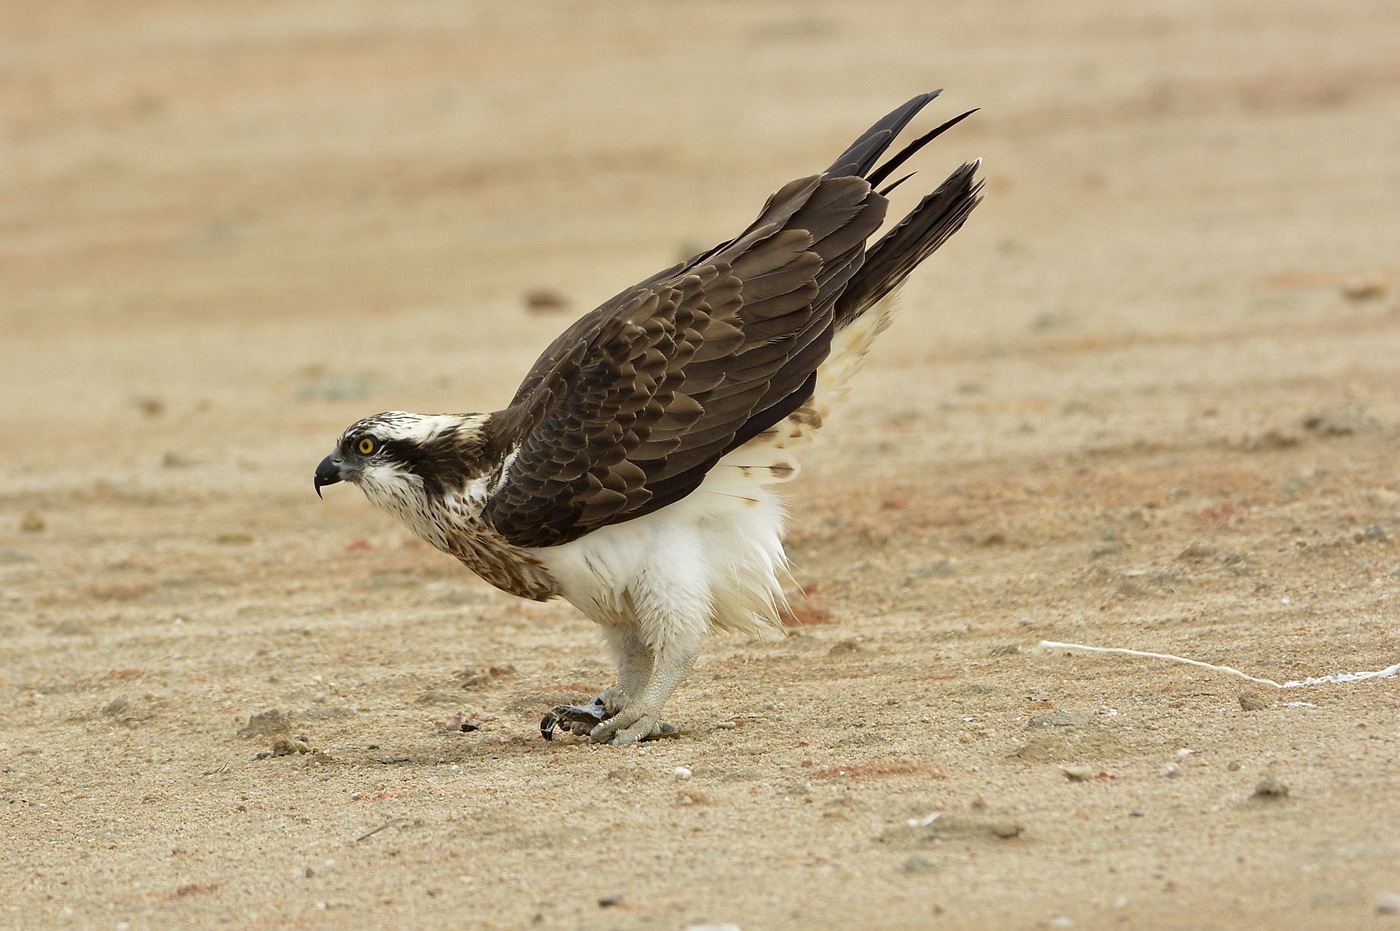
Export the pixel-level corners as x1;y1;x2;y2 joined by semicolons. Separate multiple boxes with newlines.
1033;640;1400;689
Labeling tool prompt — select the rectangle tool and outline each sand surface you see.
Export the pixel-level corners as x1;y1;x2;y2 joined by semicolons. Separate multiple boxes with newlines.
4;1;1400;928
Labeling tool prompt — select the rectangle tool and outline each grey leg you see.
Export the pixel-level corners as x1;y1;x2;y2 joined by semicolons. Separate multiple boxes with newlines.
541;629;659;740
588;637;697;745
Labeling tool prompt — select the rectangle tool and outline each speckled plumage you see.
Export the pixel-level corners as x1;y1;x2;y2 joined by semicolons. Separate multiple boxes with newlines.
317;92;983;743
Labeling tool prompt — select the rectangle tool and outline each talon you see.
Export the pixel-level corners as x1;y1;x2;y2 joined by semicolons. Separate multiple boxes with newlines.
540;696;611;741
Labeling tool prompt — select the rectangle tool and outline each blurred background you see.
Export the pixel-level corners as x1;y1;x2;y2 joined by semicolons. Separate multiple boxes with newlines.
5;0;1396;494
3;3;1400;926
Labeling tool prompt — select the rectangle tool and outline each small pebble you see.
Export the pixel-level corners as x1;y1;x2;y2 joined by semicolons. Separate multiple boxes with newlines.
1239;693;1268;711
523;288;571;314
902;853;938;874
1162;763;1181;778
1253;775;1290;799
990;820;1022;839
674;766;693;780
1376;893;1400;915
1341;275;1388;301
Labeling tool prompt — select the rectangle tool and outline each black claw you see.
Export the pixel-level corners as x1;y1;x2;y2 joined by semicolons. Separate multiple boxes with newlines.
540;697;611;741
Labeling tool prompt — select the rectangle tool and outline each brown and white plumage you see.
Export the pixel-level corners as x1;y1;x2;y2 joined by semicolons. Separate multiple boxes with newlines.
315;91;983;744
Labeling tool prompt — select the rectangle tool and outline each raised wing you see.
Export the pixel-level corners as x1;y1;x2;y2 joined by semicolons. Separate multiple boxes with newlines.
482;92;968;548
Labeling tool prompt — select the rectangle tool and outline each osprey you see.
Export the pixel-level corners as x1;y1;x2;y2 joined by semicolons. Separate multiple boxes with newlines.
315;91;982;745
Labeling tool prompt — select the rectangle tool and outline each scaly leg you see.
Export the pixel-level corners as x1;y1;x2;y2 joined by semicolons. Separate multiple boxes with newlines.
541;630;660;740
589;571;709;745
588;634;697;745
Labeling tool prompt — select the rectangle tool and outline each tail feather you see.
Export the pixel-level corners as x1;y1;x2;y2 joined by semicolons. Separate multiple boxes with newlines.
866;109;979;190
825;91;943;179
834;159;983;329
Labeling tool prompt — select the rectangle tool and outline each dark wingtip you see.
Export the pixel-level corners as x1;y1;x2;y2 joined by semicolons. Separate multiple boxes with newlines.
825;90;945;179
866;108;979;189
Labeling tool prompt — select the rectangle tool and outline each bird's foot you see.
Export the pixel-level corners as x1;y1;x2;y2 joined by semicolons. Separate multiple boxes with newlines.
588;704;678;747
540;686;631;740
540;695;608;740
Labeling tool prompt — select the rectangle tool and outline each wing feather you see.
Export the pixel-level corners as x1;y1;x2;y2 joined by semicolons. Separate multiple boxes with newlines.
481;94;968;548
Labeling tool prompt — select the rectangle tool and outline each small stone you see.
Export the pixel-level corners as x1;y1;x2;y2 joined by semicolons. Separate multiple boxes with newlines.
1341;275;1388;301
1162;763;1181;778
1376;893;1400;915
674;766;693;781
20;511;45;533
271;736;313;756
989;820;1022;839
902;852;938;874
1060;765;1095;782
101;697;129;717
1252;775;1290;799
1239;693;1268;711
523;288;571;314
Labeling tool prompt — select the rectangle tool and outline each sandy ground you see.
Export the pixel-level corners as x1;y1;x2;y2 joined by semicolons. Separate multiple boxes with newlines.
4;1;1400;928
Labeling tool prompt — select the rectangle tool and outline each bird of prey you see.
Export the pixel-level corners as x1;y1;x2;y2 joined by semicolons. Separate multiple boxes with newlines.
315;91;982;745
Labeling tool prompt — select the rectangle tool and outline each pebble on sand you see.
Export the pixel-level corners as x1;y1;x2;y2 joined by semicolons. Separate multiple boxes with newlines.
1376;893;1400;915
1252;775;1290;799
902;852;938;874
1239;693;1268;711
523;288;571;314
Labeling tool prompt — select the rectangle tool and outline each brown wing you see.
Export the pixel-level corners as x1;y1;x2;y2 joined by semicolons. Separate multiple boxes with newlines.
482;173;885;547
482;92;967;548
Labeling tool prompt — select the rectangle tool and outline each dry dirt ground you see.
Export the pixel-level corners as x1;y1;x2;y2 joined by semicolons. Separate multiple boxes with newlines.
4;2;1400;928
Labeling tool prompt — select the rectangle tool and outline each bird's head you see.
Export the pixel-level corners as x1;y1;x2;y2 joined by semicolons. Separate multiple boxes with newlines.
314;411;494;511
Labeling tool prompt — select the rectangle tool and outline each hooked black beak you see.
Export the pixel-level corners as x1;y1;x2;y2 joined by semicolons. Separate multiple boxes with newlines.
314;455;343;498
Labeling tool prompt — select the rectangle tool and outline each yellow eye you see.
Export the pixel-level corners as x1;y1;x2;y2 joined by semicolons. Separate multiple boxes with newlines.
358;437;376;455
